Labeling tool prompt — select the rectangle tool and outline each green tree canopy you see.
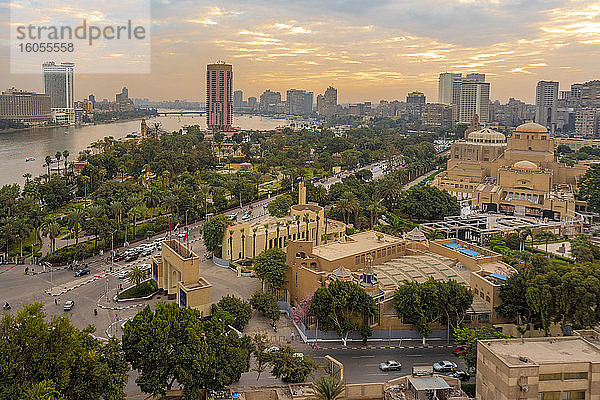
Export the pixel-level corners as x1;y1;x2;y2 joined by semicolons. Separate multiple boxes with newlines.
393;279;442;344
578;164;600;213
250;291;280;322
267;194;294;217
215;295;252;331
397;185;460;221
453;326;508;374
202;214;229;257
122;302;253;400
310;280;378;346
269;346;316;383
0;303;128;400
253;247;288;289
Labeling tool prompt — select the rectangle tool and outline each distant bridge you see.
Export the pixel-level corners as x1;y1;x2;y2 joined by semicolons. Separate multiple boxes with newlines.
156;111;205;116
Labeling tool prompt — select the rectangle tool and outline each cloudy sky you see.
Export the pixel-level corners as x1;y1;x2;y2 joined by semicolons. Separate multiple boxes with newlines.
0;0;599;103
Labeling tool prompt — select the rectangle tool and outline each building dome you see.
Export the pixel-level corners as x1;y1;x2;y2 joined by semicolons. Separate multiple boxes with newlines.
467;127;506;143
514;122;548;134
513;160;540;171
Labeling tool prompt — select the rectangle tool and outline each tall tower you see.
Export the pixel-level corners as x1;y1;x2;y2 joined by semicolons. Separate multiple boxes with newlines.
438;73;462;105
206;62;233;131
459;77;490;125
42;61;75;124
535;81;559;133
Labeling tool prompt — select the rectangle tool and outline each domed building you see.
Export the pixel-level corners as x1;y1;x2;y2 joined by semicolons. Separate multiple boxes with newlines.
432;121;590;221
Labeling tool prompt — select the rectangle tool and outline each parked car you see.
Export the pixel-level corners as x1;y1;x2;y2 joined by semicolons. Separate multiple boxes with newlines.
263;346;280;354
118;270;129;279
125;253;139;262
453;346;467;357
74;268;90;277
292;352;304;359
448;370;470;381
379;360;402;372
228;213;238;221
63;300;74;311
141;249;153;257
433;360;457;372
114;253;127;262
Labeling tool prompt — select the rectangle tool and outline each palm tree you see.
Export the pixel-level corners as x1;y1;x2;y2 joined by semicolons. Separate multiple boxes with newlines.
263;223;270;251
87;205;104;251
68;207;86;244
129;205;144;239
303;213;310;241
28;207;45;247
295;215;301;239
424;228;445;241
44;155;52;178
275;221;282;248
127;265;146;288
252;227;258;258
23;173;32;185
285;220;292;244
42;220;61;253
313;185;328;206
15;219;32;258
62;150;69;172
536;230;556;256
240;228;246;260
315;215;321;245
335;197;351;225
228;229;235;260
55;152;62;175
109;201;124;224
313;376;345;400
144;187;162;218
81;175;90;200
517;227;532;252
366;200;386;229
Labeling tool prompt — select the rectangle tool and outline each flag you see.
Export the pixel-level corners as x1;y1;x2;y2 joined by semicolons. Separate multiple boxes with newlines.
183;229;189;242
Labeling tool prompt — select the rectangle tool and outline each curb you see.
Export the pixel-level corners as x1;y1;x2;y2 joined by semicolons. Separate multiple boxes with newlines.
314;344;456;350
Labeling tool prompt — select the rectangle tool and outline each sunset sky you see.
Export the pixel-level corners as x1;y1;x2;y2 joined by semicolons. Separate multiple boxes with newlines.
1;0;599;103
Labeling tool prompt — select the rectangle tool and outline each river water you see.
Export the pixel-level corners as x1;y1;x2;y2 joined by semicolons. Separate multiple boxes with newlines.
0;113;288;187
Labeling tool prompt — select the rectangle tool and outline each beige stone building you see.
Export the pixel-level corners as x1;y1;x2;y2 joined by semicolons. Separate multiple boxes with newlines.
476;335;600;400
432;122;589;220
222;182;346;261
151;240;212;315
284;229;515;329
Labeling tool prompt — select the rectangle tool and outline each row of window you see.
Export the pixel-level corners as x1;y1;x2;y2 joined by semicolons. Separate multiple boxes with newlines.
538;390;585;400
354;244;401;265
539;372;588;381
473;287;491;303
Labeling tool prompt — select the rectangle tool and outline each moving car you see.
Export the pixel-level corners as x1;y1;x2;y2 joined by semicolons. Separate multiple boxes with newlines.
118;270;129;279
114;253;128;262
125;253;139;262
228;213;238;221
63;301;74;311
448;370;470;381
74;268;90;277
453;346;467;357
379;360;402;372
292;352;304;359
433;360;457;372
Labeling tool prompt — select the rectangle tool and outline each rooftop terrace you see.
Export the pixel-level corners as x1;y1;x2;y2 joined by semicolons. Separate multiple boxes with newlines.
311;231;403;261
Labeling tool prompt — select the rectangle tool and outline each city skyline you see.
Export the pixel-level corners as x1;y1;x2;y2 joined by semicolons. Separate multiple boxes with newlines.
0;1;599;103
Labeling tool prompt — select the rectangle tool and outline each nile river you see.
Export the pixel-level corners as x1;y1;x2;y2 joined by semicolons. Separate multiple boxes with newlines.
0;113;288;186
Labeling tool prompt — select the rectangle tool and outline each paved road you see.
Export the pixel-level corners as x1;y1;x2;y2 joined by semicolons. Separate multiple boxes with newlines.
313;346;469;384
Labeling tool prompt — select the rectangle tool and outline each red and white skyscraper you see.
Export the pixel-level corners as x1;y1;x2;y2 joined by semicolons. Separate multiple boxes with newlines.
206;62;233;131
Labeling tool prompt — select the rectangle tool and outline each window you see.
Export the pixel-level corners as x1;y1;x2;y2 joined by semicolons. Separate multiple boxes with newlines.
474;288;479;295
563;372;587;380
562;391;585;400
477;313;490;323
539;373;562;381
538;392;560;400
486;295;490;302
361;254;365;263
355;256;360;265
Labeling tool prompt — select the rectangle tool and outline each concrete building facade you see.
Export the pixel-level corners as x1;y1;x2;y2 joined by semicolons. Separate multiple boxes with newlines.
476;336;600;400
42;61;75;124
206;62;233;131
535;81;559;133
152;240;212;315
432;122;589;220
0;88;51;124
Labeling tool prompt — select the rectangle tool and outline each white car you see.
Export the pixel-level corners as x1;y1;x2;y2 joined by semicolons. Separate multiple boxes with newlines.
118;270;129;279
379;360;402;371
263;346;280;354
292;352;304;359
433;360;457;372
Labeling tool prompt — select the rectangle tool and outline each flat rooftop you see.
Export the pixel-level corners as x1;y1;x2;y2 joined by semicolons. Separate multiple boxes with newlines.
312;231;403;261
480;337;600;366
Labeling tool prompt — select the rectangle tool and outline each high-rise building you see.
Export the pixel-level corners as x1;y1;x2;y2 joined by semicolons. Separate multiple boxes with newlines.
406;91;426;122
571;83;583;100
575;108;598;137
459;78;490;125
233;90;243;110
115;87;134;112
206;62;233;131
247;96;257;111
535;80;559;133
285;89;313;116
318;86;338;117
438;73;462;105
581;80;600;108
304;91;313;115
422;103;453;127
259;90;282;113
42;61;75;124
0;88;51;124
